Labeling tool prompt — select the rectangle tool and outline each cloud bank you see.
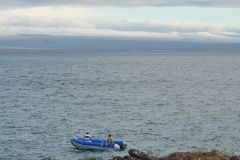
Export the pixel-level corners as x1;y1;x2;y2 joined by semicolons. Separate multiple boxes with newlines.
0;1;240;45
1;7;240;42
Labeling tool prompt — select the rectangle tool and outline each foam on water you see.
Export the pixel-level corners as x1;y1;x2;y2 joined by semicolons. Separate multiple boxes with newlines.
0;51;240;160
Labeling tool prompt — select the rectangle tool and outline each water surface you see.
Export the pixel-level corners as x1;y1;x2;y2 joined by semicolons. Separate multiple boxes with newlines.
0;51;240;160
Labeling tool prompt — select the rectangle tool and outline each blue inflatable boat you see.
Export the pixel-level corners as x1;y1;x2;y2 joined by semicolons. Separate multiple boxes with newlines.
70;137;127;150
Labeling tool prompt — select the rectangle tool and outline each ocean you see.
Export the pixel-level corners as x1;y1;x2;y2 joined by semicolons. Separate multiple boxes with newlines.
0;51;240;160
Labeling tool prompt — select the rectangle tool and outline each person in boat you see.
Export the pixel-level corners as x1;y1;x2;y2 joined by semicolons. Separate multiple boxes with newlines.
107;134;114;143
84;132;91;141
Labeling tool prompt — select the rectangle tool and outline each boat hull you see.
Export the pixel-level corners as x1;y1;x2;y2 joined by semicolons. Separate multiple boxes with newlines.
70;138;121;150
75;137;127;148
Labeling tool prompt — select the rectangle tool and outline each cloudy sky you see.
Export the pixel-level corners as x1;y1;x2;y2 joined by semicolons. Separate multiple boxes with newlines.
0;0;240;46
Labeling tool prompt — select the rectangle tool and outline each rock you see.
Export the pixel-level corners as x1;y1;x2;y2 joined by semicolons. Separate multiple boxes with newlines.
85;158;97;160
158;157;169;160
169;152;187;160
129;149;142;159
149;156;158;160
220;157;230;160
113;156;124;160
140;152;150;160
115;149;239;160
230;156;240;160
185;152;198;160
128;149;150;160
123;155;135;160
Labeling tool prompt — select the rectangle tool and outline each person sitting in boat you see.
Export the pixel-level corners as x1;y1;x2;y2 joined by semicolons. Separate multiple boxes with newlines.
84;132;91;141
107;134;114;143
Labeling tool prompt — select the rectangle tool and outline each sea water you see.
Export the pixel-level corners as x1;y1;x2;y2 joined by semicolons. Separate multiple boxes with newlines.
0;51;240;160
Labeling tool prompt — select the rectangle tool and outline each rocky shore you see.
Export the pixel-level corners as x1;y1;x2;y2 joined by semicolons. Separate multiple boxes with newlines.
84;149;240;160
42;149;240;160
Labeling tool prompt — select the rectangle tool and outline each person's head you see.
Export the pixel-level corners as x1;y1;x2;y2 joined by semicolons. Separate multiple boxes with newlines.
109;134;111;137
86;132;89;134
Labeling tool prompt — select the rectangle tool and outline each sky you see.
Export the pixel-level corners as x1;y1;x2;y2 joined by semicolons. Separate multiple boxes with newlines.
0;0;240;50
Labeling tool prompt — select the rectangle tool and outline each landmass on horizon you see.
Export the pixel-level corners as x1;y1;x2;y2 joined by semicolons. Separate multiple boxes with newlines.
1;36;240;52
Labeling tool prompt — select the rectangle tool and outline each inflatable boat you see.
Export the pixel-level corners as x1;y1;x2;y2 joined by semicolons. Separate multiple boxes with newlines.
70;137;127;150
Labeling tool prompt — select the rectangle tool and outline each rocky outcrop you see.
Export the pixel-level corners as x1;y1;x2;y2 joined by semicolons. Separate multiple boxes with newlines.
230;156;240;160
128;149;150;160
84;158;97;160
123;155;135;160
112;149;240;160
113;156;125;160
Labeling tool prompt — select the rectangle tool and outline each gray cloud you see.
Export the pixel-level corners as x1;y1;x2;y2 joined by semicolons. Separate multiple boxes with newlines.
1;0;240;9
1;14;240;42
91;19;240;38
1;1;240;43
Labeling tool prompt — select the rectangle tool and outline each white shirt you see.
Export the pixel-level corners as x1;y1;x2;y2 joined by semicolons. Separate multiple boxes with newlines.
84;134;91;141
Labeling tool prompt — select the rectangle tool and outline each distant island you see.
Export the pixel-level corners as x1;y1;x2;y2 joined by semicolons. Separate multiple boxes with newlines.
1;36;240;52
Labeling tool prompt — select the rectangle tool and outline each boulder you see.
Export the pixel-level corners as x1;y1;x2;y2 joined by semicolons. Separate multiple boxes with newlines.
129;149;142;159
230;156;240;160
113;156;124;160
158;157;169;160
149;156;158;160
185;152;198;160
123;155;135;160
84;158;97;160
128;149;150;160
169;152;187;160
140;152;150;160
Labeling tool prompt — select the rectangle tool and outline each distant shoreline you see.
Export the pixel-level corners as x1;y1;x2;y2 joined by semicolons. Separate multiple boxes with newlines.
1;48;240;53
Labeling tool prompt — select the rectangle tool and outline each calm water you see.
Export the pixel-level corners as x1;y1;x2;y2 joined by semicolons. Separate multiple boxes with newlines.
0;51;240;160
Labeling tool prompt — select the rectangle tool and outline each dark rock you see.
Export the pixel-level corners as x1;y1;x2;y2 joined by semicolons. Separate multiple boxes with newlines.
113;156;124;160
85;158;97;160
185;153;197;160
230;156;240;160
220;157;230;160
129;149;142;159
158;157;169;160
169;152;187;160
128;149;150;160
140;152;150;160
123;155;135;160
115;149;239;160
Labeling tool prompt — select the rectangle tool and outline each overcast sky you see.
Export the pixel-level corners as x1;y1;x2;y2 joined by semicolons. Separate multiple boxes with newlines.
0;0;240;43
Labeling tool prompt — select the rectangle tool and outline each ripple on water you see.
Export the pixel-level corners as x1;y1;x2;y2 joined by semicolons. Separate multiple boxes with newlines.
0;51;240;159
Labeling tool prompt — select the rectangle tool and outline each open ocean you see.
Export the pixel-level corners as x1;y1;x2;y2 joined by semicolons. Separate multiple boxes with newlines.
0;51;240;160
